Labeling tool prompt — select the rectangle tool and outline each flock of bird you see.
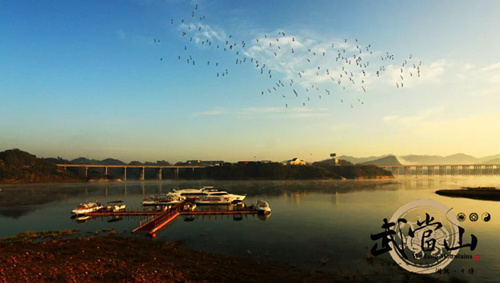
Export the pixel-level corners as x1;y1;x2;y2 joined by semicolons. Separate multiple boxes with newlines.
153;2;423;109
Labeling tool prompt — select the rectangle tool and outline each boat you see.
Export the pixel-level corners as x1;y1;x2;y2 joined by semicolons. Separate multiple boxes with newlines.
255;200;271;214
71;201;103;215
172;187;209;201
174;186;246;202
183;202;197;211
142;193;186;206
204;190;246;201
106;200;126;212
195;195;233;204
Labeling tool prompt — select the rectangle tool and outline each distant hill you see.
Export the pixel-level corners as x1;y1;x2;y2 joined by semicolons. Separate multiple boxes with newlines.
483;158;500;164
343;153;499;165
336;155;391;164
70;157;126;165
0;149;80;184
480;154;500;164
361;155;401;166
399;153;479;165
314;159;354;166
313;159;393;179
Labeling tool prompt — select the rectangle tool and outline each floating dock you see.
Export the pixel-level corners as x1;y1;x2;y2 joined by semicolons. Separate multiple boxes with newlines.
81;202;261;237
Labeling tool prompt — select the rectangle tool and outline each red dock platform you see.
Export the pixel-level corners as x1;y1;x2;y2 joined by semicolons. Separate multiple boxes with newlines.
80;202;262;237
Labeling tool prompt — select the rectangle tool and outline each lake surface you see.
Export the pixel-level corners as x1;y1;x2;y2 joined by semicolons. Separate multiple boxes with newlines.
1;177;499;282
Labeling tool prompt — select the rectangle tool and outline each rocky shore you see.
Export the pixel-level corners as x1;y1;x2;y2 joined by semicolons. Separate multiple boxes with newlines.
0;234;336;283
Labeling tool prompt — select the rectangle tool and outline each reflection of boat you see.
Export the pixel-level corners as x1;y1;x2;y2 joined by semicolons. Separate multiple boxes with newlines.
142;193;186;206
106;200;126;212
75;215;91;223
258;212;271;221
255;200;271;214
183;215;196;222
107;216;122;223
72;201;103;215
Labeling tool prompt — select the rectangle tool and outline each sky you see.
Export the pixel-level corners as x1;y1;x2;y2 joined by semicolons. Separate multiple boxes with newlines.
1;0;500;163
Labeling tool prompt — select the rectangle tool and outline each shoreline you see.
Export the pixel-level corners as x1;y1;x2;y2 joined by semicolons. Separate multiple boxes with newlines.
0;234;337;282
435;187;500;201
0;233;450;283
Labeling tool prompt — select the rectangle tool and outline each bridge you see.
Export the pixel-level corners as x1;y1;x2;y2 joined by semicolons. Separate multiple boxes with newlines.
56;164;207;181
378;164;500;176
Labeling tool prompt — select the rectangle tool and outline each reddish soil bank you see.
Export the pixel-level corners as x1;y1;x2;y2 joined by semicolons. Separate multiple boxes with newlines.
0;235;336;283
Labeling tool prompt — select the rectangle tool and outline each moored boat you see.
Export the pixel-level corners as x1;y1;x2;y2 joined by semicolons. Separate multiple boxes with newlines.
142;193;186;206
106;200;126;212
174;186;246;202
195;195;232;204
172;188;208;201
182;202;197;211
72;201;103;215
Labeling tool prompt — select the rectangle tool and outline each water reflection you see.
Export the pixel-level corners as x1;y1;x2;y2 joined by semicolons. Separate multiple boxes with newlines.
2;178;500;281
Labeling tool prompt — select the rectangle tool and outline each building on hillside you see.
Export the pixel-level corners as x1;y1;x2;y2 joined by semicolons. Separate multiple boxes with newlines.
283;157;306;166
330;153;339;166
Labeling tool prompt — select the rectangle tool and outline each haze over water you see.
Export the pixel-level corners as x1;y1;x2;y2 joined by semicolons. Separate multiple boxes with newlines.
1;176;499;282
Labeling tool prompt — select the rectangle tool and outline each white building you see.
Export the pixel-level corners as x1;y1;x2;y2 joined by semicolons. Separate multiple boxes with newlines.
283;157;306;166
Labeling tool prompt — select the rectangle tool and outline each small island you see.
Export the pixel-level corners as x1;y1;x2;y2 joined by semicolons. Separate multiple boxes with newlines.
435;187;500;201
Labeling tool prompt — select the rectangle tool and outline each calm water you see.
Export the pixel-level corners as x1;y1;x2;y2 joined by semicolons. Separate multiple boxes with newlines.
0;177;499;282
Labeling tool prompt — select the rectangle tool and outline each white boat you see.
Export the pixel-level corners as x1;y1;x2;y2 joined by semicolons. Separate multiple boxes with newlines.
172;188;208;201
142;193;186;206
255;200;271;214
195;195;233;204
72;201;103;215
205;190;246;201
174;186;246;202
194;190;246;204
106;200;126;212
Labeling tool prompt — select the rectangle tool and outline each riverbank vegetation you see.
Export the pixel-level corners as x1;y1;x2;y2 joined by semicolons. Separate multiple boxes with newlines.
0;149;393;184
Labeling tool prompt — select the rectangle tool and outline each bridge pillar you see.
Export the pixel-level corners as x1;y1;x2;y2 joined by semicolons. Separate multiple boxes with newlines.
439;166;446;176
486;165;493;175
157;168;162;180
474;165;481;175
427;166;434;176
416;166;423;176
104;166;108;176
123;167;127;181
85;167;88;179
140;167;145;181
175;168;179;179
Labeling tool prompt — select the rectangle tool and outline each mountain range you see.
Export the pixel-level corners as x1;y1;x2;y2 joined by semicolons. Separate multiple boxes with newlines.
338;153;500;166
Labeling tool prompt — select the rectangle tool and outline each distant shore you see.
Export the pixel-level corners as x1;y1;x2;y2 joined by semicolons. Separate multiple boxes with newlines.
435;187;500;201
0;149;393;185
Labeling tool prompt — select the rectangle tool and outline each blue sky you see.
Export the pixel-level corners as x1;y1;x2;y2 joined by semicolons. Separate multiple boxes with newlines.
2;0;500;163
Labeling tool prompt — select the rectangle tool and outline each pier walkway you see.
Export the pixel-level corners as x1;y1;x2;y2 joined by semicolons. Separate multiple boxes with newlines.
83;203;259;237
